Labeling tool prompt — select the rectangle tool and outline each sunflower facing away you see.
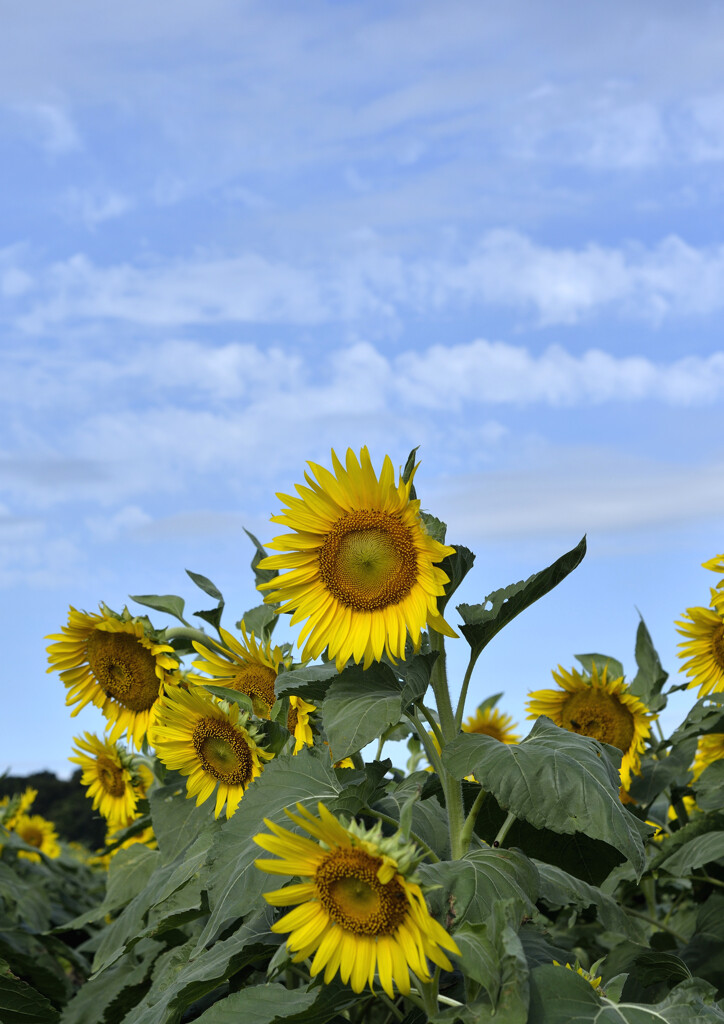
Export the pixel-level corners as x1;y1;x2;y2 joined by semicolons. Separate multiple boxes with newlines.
69;732;152;827
692;732;724;782
526;663;655;790
190;624;286;719
47;606;178;748
462;701;520;744
256;448;457;671
254;803;459;998
12;814;61;861
150;685;273;818
676;592;724;697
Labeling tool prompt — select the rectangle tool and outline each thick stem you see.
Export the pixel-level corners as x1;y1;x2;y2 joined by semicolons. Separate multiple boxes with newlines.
429;629;466;859
417;703;444;748
404;709;445;776
162;625;212;646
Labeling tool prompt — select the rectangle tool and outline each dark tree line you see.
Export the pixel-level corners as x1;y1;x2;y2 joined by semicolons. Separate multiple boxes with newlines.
0;770;106;849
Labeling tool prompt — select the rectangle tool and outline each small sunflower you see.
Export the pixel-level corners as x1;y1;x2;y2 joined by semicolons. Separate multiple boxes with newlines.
287;695;316;754
676;593;724;697
462;702;520;744
692;732;724;781
526;663;655;790
69;732;151;827
257;448;457;671
92;824;158;867
47;605;178;748
0;787;38;828
150;686;273;818
190;624;286;719
552;960;603;993
254;803;459;998
12;814;61;861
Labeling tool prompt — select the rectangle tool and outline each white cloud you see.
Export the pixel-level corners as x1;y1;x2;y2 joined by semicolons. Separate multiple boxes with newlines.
61;187;134;229
85;504;152;542
18;102;80;155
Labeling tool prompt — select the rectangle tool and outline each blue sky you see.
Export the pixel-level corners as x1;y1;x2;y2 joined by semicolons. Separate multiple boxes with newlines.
2;0;723;776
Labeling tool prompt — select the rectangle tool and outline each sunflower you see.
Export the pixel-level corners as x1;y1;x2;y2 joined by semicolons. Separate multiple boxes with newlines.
254;803;459;998
256;448;457;671
190;624;286;719
0;787;38;828
692;732;724;782
526;663;655;790
47;606;178;748
552;961;603;993
69;732;151;827
287;695;316;753
150;686;273;818
92;824;158;867
676;594;724;697
12;814;61;861
702;554;724;588
462;703;520;744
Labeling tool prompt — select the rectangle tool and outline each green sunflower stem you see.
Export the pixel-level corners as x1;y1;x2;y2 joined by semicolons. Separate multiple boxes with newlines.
493;810;517;848
162;625;212;646
454;651;479;730
459;786;487;854
429;629;467;860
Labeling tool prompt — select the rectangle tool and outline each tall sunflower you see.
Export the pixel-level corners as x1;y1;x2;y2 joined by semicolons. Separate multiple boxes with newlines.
190;624;285;719
676;593;724;697
150;686;273;818
12;814;61;861
526;663;655;790
47;606;178;748
287;695;316;754
69;732;152;827
256;448;457;671
254;803;459;998
463;703;520;744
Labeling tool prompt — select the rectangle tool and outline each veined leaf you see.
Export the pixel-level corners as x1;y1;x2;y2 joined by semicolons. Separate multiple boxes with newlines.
322;664;403;760
129;593;187;623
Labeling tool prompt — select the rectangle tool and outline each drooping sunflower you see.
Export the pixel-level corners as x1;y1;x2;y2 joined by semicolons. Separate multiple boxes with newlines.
256;448;457;671
150;686;273;818
12;814;61;861
462;702;520;744
69;732;152;827
47;606;178;748
254;803;459;998
692;732;724;781
526;663;655;790
190;624;286;719
287;695;316;754
676;593;724;697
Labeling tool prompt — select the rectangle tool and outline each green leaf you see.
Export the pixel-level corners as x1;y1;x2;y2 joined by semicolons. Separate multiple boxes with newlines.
201;684;255;716
669;693;724;745
244;528;277;586
274;662;339;703
194;984;317;1023
437;545;475;612
629;615;669;710
196;751;341;950
148;781;217;862
534;861;645;941
627;739;697;807
658;831;724;876
59;937;159;1024
420;511;447;543
62;844;160;931
693;760;724;811
0;970;60;1024
457;536;586;661
649;812;724;872
186;570;224;602
322;664;403;760
374;771;451;860
678;895;724;999
129;593;187;623
402;446;419;500
443;718;646;876
397;651;439;707
240;603;278;639
574;653;625;681
419;848;537;930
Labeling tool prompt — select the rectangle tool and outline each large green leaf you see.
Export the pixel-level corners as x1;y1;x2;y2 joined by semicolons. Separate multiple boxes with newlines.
443;718;646;875
669;694;724;745
456;536;586;661
148;781;217;862
322;665;403;759
373;772;451;861
0;967;60;1024
658;831;724;876
629;616;669;711
627;739;697;808
437;545;476;612
129;593;187;623
419;848;538;929
274;662;339;703
61;845;160;932
59;938;160;1024
194;984;316;1023
693;760;724;811
196;750;341;950
534;861;645;941
398;651;439;707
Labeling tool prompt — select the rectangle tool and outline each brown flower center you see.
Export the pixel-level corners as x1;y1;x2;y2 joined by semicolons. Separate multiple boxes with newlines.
287;705;298;735
318;510;418;611
228;664;277;719
97;756;127;797
314;847;409;936
560;688;635;752
192;717;254;785
86;630;161;712
20;825;44;848
711;624;724;670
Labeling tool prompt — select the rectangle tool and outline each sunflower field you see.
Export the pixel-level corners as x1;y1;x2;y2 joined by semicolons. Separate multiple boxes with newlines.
3;447;724;1023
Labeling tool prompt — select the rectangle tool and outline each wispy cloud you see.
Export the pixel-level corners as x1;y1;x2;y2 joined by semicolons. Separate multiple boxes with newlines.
60;187;134;229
